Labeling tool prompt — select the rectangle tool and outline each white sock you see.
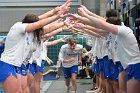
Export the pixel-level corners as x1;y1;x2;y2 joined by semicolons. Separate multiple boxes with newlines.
71;91;76;93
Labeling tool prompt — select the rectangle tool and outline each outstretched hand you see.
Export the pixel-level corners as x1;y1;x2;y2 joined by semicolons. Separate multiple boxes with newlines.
80;5;92;15
60;36;68;42
57;0;72;17
78;7;88;17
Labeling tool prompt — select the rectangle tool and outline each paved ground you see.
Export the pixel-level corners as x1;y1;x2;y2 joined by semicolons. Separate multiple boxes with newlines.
0;77;95;93
40;77;95;93
0;66;96;93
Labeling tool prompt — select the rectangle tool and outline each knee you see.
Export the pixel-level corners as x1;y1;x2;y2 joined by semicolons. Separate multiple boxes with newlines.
71;78;76;83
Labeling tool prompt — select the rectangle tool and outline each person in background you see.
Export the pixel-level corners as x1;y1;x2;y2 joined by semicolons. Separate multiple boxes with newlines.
59;38;83;93
82;47;92;79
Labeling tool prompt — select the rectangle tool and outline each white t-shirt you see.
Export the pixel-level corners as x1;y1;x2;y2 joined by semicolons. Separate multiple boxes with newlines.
96;37;104;59
23;32;38;65
116;26;140;68
41;42;48;61
59;44;83;68
29;40;43;66
0;22;32;67
108;22;125;63
85;36;96;56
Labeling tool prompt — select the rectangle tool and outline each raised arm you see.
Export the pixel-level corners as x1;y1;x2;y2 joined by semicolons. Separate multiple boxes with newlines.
80;5;106;21
39;0;71;20
42;25;71;41
68;11;118;35
44;36;68;46
25;14;61;32
71;27;102;37
38;7;60;20
43;21;65;34
77;7;118;34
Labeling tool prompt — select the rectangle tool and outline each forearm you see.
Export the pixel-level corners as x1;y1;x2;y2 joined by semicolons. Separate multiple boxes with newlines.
43;22;64;34
77;16;94;26
46;38;63;46
26;14;60;32
90;13;106;21
38;8;58;20
63;59;71;63
43;27;63;40
85;25;109;36
71;27;101;37
63;57;78;63
84;15;118;34
84;28;103;37
79;53;82;62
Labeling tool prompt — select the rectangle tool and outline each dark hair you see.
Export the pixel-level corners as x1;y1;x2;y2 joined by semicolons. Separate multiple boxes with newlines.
22;14;39;23
68;38;77;45
22;14;42;43
106;17;121;25
106;9;118;18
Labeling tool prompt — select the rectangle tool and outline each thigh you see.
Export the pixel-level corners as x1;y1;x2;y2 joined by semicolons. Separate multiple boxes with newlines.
27;72;34;86
3;74;18;93
118;71;127;92
21;75;28;89
127;79;140;93
34;71;42;82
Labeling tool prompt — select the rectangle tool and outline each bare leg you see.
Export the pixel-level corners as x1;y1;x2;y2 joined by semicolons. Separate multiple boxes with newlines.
21;75;29;93
17;74;22;93
118;71;127;93
105;79;114;93
34;71;42;93
127;78;140;93
27;72;34;93
65;78;70;93
3;74;18;93
96;71;104;93
96;75;99;89
71;73;77;92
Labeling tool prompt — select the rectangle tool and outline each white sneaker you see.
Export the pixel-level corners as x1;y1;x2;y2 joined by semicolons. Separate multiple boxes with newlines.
86;76;91;79
71;91;76;93
66;86;71;93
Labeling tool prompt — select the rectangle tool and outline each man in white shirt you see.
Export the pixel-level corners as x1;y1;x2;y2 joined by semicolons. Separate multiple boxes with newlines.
59;38;83;93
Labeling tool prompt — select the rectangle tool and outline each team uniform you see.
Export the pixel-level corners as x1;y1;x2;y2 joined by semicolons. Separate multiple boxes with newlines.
0;22;33;82
95;37;104;76
28;40;46;76
116;26;140;80
35;42;47;74
86;36;97;73
59;44;83;78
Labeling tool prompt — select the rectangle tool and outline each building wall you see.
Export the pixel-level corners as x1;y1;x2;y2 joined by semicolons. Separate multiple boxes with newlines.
0;0;99;33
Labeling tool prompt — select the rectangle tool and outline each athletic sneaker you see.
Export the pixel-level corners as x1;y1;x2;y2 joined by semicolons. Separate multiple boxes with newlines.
86;76;91;79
